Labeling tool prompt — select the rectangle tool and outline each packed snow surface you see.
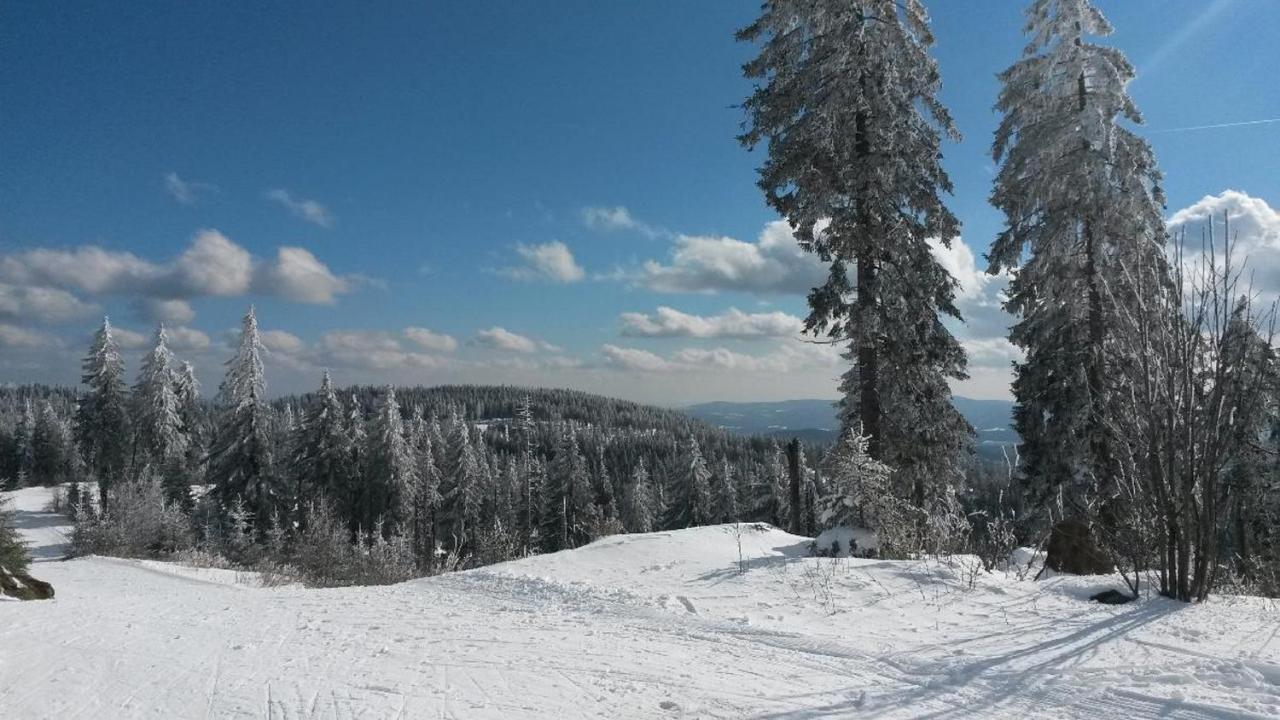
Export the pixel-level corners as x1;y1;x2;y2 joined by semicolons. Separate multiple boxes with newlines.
3;486;1279;718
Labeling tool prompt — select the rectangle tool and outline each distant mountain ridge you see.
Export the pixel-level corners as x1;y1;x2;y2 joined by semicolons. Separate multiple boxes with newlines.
684;397;1018;461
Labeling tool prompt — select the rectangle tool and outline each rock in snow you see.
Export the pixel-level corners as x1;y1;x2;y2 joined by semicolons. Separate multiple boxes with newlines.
2;485;1279;718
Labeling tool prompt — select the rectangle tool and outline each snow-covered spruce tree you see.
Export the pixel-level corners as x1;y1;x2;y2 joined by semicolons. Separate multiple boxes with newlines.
132;326;188;469
355;386;414;532
407;406;442;566
77;316;131;502
440;415;482;554
751;440;789;527
663;434;712;530
293;371;354;524
174;361;203;454
622;458;657;534
207;307;277;532
541;427;596;552
592;444;617;522
713;458;739;524
345;393;367;525
361;387;417;534
819;429;922;555
988;0;1167;526
31;401;71;486
738;0;971;509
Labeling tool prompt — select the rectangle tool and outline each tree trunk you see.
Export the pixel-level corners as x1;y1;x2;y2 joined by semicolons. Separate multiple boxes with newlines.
786;439;802;535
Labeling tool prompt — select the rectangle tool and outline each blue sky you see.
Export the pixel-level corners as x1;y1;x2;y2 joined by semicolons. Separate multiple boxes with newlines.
2;0;1278;404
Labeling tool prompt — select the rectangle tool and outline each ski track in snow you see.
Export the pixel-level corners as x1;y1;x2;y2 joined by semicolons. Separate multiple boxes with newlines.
3;486;1279;719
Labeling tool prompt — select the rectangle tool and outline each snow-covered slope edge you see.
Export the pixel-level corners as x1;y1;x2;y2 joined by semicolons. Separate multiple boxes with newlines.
2;485;1279;719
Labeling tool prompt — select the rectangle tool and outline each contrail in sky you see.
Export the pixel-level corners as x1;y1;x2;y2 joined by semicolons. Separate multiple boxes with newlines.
1148;117;1280;134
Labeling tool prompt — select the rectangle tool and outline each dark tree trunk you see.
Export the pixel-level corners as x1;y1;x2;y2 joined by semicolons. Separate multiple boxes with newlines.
786;439;802;535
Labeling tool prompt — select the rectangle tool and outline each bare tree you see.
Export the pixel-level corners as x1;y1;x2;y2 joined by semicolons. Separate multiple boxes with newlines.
1103;214;1276;601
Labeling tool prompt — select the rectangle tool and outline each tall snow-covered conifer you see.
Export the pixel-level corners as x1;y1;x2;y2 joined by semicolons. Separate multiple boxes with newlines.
663;435;712;530
362;387;417;533
77;316;130;501
541;427;595;551
621;459;657;534
988;0;1167;521
133;325;187;466
207;307;277;530
294;371;353;521
738;0;971;506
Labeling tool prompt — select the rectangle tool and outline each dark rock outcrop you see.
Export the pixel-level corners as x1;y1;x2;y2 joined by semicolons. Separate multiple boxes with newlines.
1090;589;1135;605
0;565;55;600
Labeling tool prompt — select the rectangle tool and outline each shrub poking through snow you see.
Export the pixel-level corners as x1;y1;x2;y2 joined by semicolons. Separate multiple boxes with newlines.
71;475;193;558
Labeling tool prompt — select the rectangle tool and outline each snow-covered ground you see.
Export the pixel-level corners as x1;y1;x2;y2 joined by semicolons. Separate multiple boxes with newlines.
2;486;1279;719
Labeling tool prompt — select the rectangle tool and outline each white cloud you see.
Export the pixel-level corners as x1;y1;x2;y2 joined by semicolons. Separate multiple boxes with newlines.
0;230;353;308
501;241;585;283
961;338;1023;364
261;329;307;356
258;247;349;304
0;323;58;349
265;189;334;228
404;327;458;353
1167;190;1280;297
928;237;1001;306
1167;190;1280;251
0;283;98;324
600;340;840;375
619;306;802;339
634;220;825;295
166;326;211;352
600;344;675;372
134;298;196;324
164;172;215;206
111;326;149;350
472;327;556;354
582;206;664;238
174;230;254;296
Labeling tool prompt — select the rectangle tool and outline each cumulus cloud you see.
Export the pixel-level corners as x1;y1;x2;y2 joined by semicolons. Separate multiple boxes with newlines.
265;189;334;228
961;338;1023;364
404;327;458;353
165;326;211;352
164;172;215;206
500;241;585;283
174;230;253;296
134;298;196;324
258;247;349;304
1167;190;1280;250
261;329;308;356
600;344;674;372
111;326;150;350
0;323;59;349
634;220;825;295
0;230;354;310
619;306;802;339
582;206;664;238
251;327;461;375
1167;190;1280;296
473;327;558;354
0;283;98;324
601;340;840;374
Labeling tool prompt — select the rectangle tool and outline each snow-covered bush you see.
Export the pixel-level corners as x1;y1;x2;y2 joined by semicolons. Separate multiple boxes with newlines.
922;484;971;556
71;475;193;557
0;497;29;575
290;502;418;587
818;430;926;557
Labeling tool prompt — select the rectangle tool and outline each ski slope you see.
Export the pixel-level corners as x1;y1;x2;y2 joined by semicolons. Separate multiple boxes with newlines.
2;485;1279;719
